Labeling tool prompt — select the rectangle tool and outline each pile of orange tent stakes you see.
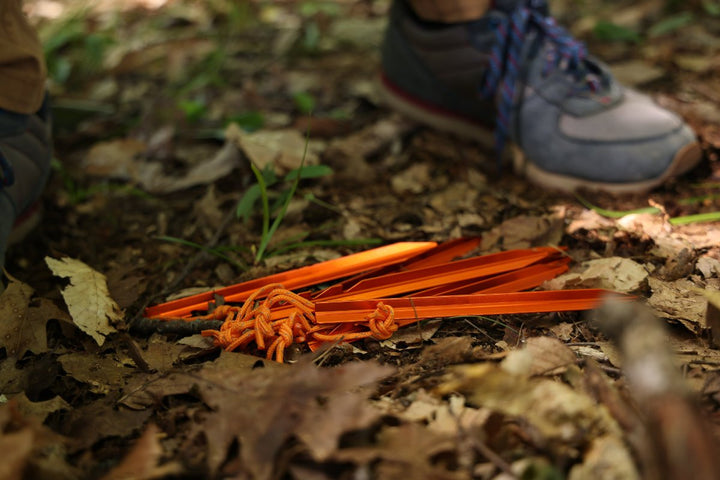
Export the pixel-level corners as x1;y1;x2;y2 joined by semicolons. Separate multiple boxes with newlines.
144;238;618;362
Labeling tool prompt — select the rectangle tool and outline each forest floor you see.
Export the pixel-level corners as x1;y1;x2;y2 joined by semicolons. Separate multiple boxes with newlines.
3;0;720;478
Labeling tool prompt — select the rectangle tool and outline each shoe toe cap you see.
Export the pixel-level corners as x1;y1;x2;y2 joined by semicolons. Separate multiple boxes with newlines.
559;89;683;143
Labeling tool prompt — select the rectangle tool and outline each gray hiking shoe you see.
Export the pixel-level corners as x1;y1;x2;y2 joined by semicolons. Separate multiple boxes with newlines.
379;0;702;193
0;98;53;270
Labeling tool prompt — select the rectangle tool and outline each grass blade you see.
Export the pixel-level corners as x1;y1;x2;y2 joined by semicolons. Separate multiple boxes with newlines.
156;236;247;270
255;127;311;262
575;194;660;218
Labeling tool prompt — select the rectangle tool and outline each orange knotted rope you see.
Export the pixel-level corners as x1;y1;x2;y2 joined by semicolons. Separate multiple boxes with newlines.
201;284;399;362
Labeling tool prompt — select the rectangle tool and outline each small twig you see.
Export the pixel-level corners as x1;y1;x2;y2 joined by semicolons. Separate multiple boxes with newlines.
464;319;497;343
129;204;238;332
119;332;151;372
131;318;223;337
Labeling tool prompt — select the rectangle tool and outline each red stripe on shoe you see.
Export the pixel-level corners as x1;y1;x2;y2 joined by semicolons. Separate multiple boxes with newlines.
379;72;487;127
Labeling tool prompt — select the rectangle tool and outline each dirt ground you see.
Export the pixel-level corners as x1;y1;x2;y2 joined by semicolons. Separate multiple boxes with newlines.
3;0;720;478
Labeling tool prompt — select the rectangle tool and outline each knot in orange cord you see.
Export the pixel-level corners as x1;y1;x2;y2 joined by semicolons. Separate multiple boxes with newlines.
309;302;398;343
365;302;398;339
201;283;316;363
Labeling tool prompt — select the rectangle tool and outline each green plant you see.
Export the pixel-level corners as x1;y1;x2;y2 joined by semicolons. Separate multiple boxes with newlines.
161;131;379;268
293;92;316;115
178;99;208;123
235;164;333;222
576;194;720;225
247;130;324;262
155;236;249;270
648;11;694;38
592;21;642;43
51;158;151;205
42;11;115;85
227;112;265;132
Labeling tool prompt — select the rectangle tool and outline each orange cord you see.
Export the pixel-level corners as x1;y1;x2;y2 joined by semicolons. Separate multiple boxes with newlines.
201;284;398;363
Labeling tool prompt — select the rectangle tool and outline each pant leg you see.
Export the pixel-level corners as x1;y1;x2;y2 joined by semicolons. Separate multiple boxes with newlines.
405;0;492;23
0;0;46;114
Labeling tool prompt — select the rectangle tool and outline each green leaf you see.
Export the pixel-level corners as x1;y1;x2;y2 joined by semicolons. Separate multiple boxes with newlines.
702;0;720;16
648;12;693;38
669;211;720;225
43;18;85;54
302;21;321;51
255;129;311;262
236;184;262;221
300;1;342;17
576;194;660;218
178;99;207;123
284;164;333;181
83;33;113;71
293;91;316;114
49;57;73;85
250;162;271;250
593;21;641;43
228;111;264;132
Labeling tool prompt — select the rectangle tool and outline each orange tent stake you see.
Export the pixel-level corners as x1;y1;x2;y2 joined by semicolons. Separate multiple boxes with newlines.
144;241;437;319
311;237;481;300
418;258;570;296
144;241;628;363
313;289;614;324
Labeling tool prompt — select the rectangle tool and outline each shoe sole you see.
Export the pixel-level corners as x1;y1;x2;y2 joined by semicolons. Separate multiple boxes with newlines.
378;73;703;194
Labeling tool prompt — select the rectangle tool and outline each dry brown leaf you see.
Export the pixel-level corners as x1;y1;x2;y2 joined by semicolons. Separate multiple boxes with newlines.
192;360;392;478
482;213;564;250
544;257;648;293
0;357;27;395
0;400;73;480
225;123;319;173
327;116;413;163
0;277;72;359
691;287;720;348
119;371;201;410
141;334;186;372
380;390;490;436
568;435;640;480
332;422;463;479
83;138;147;179
523;337;577;376
549;322;574;341
63;399;153;451
106;266;148;310
45;256;122;346
372;424;465;480
697;255;720;279
138;141;241;193
566;209;616;235
438;363;621;444
100;424;182;480
12;393;71;423
59;353;134;395
0;278;39;358
380;319;443;350
118;358;395;476
391;163;431;195
0;426;34;480
296;392;380;461
647;277;707;333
